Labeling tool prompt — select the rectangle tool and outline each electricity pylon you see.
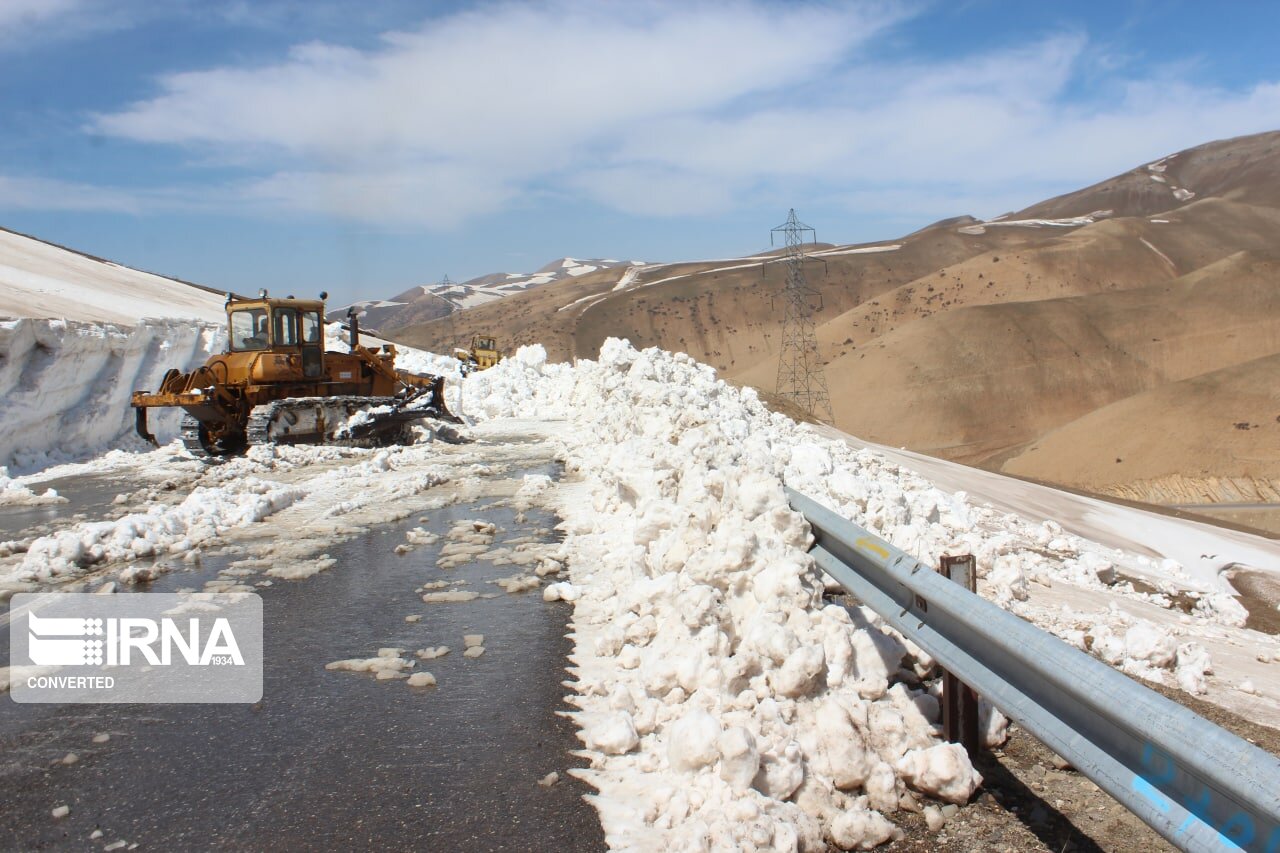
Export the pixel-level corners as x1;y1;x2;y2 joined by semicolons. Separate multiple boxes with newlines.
771;209;833;421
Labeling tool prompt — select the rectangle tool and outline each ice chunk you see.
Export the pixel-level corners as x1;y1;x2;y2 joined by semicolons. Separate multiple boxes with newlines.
407;672;437;687
753;740;804;800
717;726;760;792
896;743;982;804
667;709;722;772
1175;642;1212;694
829;806;895;850
422;590;478;603
1123;622;1177;668
326;653;413;677
802;699;874;790
543;582;579;601
586;712;639;755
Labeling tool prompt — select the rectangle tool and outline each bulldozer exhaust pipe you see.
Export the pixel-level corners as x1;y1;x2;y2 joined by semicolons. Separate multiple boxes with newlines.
346;307;360;350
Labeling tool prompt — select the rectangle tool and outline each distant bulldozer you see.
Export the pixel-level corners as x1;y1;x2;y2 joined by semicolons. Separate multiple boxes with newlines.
132;292;457;459
454;334;503;374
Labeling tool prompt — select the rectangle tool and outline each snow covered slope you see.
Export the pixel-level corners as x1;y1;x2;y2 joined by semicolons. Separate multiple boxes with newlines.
0;227;225;325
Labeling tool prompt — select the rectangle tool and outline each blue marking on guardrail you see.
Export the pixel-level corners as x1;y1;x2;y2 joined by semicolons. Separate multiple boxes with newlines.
1139;743;1260;851
1133;775;1172;814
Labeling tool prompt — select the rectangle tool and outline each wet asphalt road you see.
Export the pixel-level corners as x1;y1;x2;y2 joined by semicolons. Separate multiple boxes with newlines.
1;463;604;851
0;472;137;542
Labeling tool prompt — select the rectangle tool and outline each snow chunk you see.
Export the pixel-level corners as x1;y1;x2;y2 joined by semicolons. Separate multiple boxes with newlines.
667;709;722;772
421;590;479;603
587;712;639;754
0;468;65;506
895;743;982;804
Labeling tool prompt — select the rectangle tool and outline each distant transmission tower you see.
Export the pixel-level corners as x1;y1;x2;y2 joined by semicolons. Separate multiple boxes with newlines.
770;209;833;421
435;274;455;289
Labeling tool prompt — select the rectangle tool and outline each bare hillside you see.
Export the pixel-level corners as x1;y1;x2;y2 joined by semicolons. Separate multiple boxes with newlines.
1004;352;1280;505
390;130;1280;511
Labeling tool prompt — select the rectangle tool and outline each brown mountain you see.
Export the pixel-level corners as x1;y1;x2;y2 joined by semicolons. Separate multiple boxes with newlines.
393;130;1280;513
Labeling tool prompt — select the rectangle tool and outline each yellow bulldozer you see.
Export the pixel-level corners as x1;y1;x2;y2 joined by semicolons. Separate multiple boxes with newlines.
132;291;457;459
454;334;503;374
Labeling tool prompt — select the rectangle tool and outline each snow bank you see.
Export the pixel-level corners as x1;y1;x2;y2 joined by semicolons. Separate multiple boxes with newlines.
463;341;987;849
0;317;221;470
0;466;64;506
8;477;303;583
461;338;1275;850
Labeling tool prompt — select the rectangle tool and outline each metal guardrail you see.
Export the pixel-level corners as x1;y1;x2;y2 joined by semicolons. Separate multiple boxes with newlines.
786;487;1280;853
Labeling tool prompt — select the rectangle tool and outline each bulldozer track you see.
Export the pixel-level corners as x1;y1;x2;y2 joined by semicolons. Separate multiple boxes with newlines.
246;396;417;450
179;414;206;457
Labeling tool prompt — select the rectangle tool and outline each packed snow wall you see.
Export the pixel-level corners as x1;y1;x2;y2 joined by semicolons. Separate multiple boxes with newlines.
0;317;222;470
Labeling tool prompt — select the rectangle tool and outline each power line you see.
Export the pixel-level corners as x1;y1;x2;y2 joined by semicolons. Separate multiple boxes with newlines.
770;209;833;422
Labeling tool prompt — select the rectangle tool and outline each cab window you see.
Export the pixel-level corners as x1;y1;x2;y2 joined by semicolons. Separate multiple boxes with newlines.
274;308;298;346
301;310;321;344
230;308;269;351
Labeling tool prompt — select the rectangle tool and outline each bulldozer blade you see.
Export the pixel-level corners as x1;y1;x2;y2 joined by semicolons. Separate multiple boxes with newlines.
428;376;462;424
135;406;159;447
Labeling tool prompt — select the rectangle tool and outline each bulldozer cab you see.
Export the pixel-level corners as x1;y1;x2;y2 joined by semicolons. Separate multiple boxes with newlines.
462;334;501;371
227;297;326;378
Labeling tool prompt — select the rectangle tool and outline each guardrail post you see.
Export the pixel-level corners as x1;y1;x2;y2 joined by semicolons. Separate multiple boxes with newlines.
938;554;980;757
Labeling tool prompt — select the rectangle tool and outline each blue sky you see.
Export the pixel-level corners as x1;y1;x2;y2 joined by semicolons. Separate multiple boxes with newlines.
1;0;1278;307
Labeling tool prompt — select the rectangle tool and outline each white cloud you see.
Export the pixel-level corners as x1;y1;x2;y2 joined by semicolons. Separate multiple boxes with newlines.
0;0;86;48
87;1;904;224
240;164;516;229
51;2;1280;226
0;0;153;52
0;0;82;28
0;174;145;213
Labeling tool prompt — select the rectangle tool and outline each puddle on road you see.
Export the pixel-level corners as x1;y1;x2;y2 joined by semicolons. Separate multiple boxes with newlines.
0;460;603;851
0;473;137;541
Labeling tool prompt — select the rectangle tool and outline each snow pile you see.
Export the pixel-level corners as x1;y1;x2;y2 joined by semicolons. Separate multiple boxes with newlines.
464;340;987;849
460;338;1270;849
6;477;303;584
0;467;64;506
0;317;221;470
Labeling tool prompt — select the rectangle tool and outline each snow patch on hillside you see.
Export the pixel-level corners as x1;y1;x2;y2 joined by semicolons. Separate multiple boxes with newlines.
960;210;1112;233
